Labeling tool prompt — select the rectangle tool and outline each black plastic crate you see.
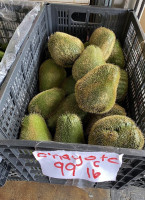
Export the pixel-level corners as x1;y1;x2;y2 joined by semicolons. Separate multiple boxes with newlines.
0;2;33;187
0;159;11;186
90;0;112;6
0;3;32;44
0;4;145;189
0;3;35;88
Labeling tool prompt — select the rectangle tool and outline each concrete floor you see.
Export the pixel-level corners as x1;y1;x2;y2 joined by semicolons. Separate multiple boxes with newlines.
0;181;145;200
0;181;111;200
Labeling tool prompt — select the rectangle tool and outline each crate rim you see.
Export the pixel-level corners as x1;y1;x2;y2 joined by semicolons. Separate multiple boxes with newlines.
48;3;145;38
0;140;145;157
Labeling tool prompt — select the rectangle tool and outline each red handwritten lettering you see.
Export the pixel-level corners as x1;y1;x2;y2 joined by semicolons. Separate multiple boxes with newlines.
108;157;119;164
52;154;62;160
92;169;101;179
93;161;100;167
100;154;108;161
72;155;83;166
54;162;64;176
87;168;91;178
62;154;70;160
65;163;76;176
47;153;51;155
37;153;47;158
84;156;96;161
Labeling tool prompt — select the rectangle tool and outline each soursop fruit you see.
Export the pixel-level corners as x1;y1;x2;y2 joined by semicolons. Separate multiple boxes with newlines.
88;115;144;149
54;113;85;143
107;39;125;69
48;93;86;129
48;32;84;67
28;88;65;119
117;69;128;102
85;104;126;136
39;59;66;92
75;64;120;114
20;113;52;141
61;75;76;95
89;27;116;61
72;45;105;81
84;41;89;48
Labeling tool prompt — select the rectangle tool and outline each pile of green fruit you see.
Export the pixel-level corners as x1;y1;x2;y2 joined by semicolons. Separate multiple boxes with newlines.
20;28;144;150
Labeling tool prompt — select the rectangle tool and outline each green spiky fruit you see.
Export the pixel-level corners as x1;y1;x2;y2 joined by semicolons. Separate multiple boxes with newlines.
39;59;66;92
20;114;52;141
48;93;86;129
0;50;4;61
72;45;105;81
28;88;65;119
84;41;89;48
85;104;126;136
75;64;120;114
61;75;76;95
88;115;144;149
117;69;128;102
107;39;125;68
0;43;8;51
89;27;116;61
54;113;85;143
48;32;84;67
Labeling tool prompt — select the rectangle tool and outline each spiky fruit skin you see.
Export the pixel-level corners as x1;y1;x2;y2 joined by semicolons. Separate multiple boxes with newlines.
86;104;126;136
61;75;76;95
0;50;4;61
75;64;120;114
117;69;128;102
89;27;116;61
0;43;8;51
39;59;66;92
48;93;86;129
89;115;144;149
72;45;105;81
84;41;89;48
107;39;125;69
20;114;52;141
28;88;65;119
54;114;85;143
48;32;84;67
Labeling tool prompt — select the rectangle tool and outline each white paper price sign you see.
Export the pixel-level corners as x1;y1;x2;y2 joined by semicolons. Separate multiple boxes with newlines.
33;151;123;182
